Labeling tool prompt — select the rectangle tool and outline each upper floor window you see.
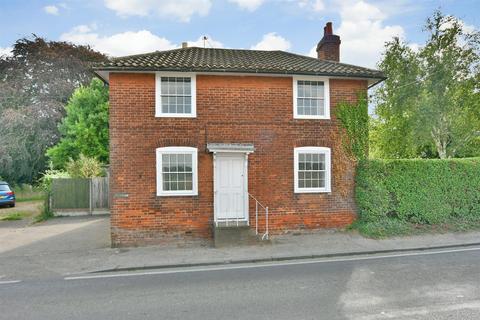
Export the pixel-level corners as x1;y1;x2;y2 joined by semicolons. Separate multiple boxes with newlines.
293;76;330;119
294;147;331;193
155;73;196;117
156;147;198;196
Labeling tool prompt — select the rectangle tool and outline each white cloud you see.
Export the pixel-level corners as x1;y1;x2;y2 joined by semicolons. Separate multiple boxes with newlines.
229;0;265;11
43;5;59;15
335;0;404;68
60;25;177;56
461;21;477;34
187;36;224;48
60;25;224;56
0;47;13;57
251;32;291;51
408;43;421;53
307;46;317;58
298;0;324;11
104;0;212;22
440;17;477;34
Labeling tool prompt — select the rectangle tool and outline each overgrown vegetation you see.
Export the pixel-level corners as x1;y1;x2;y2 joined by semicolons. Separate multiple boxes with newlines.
34;204;54;223
353;157;480;238
335;93;369;161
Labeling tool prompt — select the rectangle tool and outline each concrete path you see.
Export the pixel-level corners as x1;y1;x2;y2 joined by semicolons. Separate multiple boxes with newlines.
1;215;480;282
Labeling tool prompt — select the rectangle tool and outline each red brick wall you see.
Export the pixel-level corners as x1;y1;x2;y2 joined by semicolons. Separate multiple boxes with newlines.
109;73;367;247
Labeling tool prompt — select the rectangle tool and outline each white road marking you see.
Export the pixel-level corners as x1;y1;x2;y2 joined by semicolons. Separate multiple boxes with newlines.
64;246;480;281
0;280;21;285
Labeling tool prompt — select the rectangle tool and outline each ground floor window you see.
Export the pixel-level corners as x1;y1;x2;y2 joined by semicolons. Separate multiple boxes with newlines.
294;147;331;193
156;147;198;196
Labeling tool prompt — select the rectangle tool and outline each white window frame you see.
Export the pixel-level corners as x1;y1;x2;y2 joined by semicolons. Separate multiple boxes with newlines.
294;146;331;193
293;76;330;119
155;72;197;118
156;146;198;196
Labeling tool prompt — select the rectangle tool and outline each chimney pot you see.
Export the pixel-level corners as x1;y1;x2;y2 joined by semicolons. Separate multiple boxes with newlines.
316;22;341;62
325;22;333;35
181;42;188;48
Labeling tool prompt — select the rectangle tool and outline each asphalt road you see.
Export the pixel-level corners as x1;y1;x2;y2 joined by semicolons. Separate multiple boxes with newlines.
1;247;480;320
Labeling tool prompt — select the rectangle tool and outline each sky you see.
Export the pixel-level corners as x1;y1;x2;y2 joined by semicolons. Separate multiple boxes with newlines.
0;0;478;68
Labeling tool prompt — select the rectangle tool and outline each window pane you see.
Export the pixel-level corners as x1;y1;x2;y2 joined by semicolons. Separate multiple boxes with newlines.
297;151;328;190
177;104;184;114
168;80;175;94
299;160;305;170
185;155;192;171
160;152;194;192
161;78;168;95
159;77;192;114
298;84;304;97
299;179;305;188
178;173;185;182
296;80;325;117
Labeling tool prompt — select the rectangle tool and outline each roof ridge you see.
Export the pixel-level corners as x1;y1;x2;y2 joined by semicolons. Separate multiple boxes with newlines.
279;50;381;73
110;47;187;61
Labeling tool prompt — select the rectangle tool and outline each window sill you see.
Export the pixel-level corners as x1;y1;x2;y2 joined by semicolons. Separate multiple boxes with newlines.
157;192;198;197
293;116;331;120
155;113;197;118
294;189;331;194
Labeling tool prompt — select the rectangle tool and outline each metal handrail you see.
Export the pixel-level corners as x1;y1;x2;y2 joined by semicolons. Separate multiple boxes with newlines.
248;193;269;240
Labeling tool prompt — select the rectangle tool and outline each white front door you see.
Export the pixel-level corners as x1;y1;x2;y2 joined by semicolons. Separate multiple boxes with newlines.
214;153;248;223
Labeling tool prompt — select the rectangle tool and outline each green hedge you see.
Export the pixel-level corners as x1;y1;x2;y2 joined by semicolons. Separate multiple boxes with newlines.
356;158;480;225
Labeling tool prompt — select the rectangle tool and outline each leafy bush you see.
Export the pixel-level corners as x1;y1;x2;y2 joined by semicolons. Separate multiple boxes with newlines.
39;167;70;192
356;158;480;226
66;154;105;178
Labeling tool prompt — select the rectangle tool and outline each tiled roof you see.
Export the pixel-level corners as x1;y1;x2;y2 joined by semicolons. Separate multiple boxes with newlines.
94;47;385;81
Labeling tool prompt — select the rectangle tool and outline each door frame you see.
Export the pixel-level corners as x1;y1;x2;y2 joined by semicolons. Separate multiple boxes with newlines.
213;152;249;225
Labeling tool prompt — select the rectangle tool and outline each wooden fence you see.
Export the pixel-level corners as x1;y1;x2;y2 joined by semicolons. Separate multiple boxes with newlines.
51;177;109;215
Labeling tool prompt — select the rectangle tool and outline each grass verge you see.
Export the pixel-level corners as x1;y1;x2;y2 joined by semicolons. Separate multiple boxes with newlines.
0;212;27;221
349;217;480;239
16;194;46;202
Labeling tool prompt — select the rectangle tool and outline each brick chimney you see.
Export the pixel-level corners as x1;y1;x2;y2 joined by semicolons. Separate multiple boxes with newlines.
316;22;341;62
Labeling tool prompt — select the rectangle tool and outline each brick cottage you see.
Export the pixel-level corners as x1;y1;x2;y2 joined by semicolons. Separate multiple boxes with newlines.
94;23;385;247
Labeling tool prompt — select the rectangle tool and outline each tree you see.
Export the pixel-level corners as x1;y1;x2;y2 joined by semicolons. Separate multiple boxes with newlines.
372;11;480;159
0;36;107;184
47;79;109;169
